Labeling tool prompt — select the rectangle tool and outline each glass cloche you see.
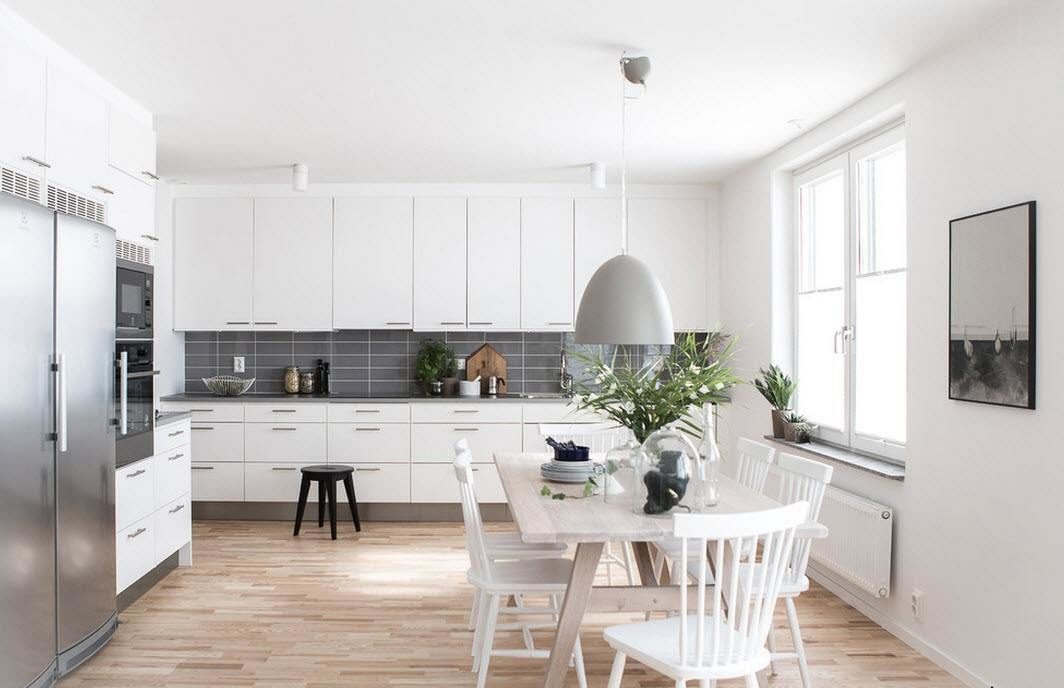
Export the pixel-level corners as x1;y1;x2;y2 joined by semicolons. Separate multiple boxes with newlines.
635;426;700;516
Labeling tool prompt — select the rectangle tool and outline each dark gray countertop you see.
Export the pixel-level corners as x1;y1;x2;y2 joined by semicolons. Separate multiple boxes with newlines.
155;410;192;426
160;392;574;404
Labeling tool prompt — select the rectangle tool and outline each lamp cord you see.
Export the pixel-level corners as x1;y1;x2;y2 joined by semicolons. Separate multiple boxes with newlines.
620;58;628;256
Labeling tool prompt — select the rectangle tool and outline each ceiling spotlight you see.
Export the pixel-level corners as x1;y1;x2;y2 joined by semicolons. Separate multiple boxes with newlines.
292;163;309;191
589;162;606;190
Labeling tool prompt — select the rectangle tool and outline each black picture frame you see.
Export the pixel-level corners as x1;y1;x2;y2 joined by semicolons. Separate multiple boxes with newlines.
948;201;1036;409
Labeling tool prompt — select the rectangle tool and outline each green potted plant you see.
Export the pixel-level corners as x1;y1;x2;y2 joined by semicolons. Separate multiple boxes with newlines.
753;364;796;439
781;411;808;442
415;339;456;396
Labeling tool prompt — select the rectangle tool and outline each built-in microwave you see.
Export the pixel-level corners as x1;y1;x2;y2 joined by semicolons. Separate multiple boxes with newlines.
116;258;153;339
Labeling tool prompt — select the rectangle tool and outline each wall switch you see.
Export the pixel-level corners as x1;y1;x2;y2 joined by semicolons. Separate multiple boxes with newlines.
911;589;924;619
234;356;245;373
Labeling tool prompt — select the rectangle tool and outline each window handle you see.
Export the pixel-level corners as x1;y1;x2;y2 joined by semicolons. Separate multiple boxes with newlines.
833;328;844;354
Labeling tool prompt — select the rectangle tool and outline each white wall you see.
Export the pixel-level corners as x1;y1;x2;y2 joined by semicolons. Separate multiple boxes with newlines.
717;3;1064;686
154;181;183;400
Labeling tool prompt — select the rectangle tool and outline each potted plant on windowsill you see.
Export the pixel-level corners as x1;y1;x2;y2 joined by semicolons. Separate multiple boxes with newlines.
753;364;796;439
415;339;456;396
781;411;813;443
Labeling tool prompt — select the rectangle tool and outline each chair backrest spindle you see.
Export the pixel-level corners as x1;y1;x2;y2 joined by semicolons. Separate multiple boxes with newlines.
774;452;833;585
734;437;776;494
453;438;493;584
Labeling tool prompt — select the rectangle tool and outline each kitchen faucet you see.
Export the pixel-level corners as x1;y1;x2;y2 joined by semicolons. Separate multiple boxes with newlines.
559;350;574;397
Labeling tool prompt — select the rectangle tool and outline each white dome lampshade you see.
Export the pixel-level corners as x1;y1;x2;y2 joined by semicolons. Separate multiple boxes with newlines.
574;254;674;345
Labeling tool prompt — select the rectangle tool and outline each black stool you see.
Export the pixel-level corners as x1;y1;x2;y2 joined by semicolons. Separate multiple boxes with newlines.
293;465;362;540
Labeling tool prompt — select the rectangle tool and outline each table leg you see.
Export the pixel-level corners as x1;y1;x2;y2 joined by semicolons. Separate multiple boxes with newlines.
629;542;661;587
542;541;603;688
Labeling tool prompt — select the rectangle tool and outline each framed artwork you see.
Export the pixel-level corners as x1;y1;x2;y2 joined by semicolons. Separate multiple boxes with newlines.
948;201;1035;408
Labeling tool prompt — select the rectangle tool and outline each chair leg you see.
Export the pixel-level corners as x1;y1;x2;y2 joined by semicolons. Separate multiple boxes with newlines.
744;674;759;688
604;541;615;585
785;596;812;688
766;610;779;675
471;590;490;671
318;480;326;527
516;593;534;652
572;634;587;688
475;595;500;688
606;652;626;688
623;541;636;585
342;475;362;532
326;480;338;540
293;475;311;536
468;589;481;632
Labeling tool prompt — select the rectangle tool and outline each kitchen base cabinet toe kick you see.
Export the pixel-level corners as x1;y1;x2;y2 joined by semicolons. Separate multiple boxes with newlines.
160;399;601;520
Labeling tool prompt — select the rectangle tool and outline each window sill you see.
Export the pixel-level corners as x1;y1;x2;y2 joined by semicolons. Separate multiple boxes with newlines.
761;435;905;481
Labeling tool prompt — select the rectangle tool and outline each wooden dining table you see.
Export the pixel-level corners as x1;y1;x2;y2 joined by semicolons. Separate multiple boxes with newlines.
495;452;782;688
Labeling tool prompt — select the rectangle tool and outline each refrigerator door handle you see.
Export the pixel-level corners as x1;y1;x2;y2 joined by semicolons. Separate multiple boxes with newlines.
57;353;68;452
119;351;128;436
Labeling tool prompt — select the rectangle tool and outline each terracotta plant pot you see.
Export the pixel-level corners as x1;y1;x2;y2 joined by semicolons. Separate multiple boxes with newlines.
771;409;787;438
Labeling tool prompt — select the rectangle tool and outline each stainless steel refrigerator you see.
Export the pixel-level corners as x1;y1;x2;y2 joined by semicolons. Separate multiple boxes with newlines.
1;192;117;688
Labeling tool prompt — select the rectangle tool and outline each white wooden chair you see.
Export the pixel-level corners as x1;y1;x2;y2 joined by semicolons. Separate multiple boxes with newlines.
537;422;636;585
603;501;809;688
754;452;833;687
454;440;587;688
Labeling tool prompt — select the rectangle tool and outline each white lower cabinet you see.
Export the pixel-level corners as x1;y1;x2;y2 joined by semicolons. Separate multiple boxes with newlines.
244;423;327;462
244;463;314;502
154;443;191;508
350;464;410;503
411;463;506;503
412;423;522;462
116;514;156;593
116;458;155;532
328;423;410;463
191;462;244;501
155;495;192;562
190;423;244;462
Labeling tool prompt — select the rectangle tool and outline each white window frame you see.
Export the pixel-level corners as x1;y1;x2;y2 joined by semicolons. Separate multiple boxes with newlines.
792;125;906;464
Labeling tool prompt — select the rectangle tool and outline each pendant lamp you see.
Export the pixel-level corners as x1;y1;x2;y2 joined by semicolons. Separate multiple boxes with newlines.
574;55;674;345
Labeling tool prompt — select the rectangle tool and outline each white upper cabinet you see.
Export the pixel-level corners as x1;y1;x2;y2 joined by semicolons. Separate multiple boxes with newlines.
252;197;333;331
105;165;155;242
467;197;520;330
521;197;574;331
574;198;622;313
174;197;254;330
628;198;708;331
333;197;413;329
0;23;47;178
45;64;109;199
413;197;467;330
107;105;157;184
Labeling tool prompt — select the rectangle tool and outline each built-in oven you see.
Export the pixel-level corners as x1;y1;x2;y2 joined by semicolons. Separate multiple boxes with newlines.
116;258;153;339
116;340;158;468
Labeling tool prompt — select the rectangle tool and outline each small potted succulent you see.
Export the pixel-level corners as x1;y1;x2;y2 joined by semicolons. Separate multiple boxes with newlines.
753;364;796;439
415;339;456;396
782;411;815;443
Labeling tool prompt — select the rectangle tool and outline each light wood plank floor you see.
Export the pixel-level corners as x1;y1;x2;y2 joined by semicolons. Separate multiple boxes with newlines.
60;521;961;687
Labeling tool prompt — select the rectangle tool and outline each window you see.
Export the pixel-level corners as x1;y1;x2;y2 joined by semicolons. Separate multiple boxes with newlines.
794;127;906;462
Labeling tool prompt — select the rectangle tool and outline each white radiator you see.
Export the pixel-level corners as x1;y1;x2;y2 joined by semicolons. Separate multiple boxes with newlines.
809;485;893;598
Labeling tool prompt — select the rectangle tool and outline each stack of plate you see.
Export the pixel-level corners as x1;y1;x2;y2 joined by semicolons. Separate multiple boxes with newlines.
540;459;596;484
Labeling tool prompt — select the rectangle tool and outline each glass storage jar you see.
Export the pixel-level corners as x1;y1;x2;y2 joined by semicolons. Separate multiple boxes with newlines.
602;432;641;506
635;426;699;516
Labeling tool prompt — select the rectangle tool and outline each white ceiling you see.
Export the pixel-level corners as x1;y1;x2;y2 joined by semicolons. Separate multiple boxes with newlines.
8;0;1011;184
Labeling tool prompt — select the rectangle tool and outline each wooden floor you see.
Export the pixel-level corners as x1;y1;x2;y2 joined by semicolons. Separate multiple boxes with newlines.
60;521;961;687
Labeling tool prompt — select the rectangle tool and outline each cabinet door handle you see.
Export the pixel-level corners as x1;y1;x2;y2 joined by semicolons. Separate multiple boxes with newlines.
21;155;50;168
141;170;160;181
140;234;160;242
547;322;573;326
355;427;381;432
472;468;481;472
192;426;215;431
355;409;381;413
168;429;185;437
255;321;279;325
271;427;297;431
126;469;147;478
226;321;250;325
440;321;465;326
190;408;215;412
454;427;479;432
191;466;215;471
91;184;115;195
385;321;410;326
271;467;297;471
468;321;494;326
168;504;185;514
127;527;147;539
453;409;479;414
355;467;381;472
168;452;185;461
271;409;297;413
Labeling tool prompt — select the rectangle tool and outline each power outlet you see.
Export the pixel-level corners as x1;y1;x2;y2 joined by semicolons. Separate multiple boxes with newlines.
911;589;924;619
233;356;245;373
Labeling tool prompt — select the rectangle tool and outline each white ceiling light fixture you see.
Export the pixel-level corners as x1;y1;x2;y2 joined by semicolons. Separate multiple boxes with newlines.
574;55;674;346
589;161;606;189
292;163;309;191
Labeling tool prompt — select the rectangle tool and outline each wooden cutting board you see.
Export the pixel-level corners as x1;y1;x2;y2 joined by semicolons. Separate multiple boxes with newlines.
466;343;507;395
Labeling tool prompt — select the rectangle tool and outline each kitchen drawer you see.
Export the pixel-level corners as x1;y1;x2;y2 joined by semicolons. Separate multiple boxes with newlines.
116;514;155;592
349;464;411;503
154;442;191;508
155;419;191;454
327;403;410;423
244;463;315;502
245;422;327;462
328;423;410;463
411;462;506;503
154;494;191;562
116;458;154;532
412;422;522;462
522;402;602;424
191;462;245;501
244;403;327;423
190;422;244;462
411;402;522;424
161;401;244;423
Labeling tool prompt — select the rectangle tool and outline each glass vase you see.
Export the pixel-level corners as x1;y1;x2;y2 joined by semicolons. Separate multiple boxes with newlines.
602;433;640;506
696;402;721;509
635;427;699;516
